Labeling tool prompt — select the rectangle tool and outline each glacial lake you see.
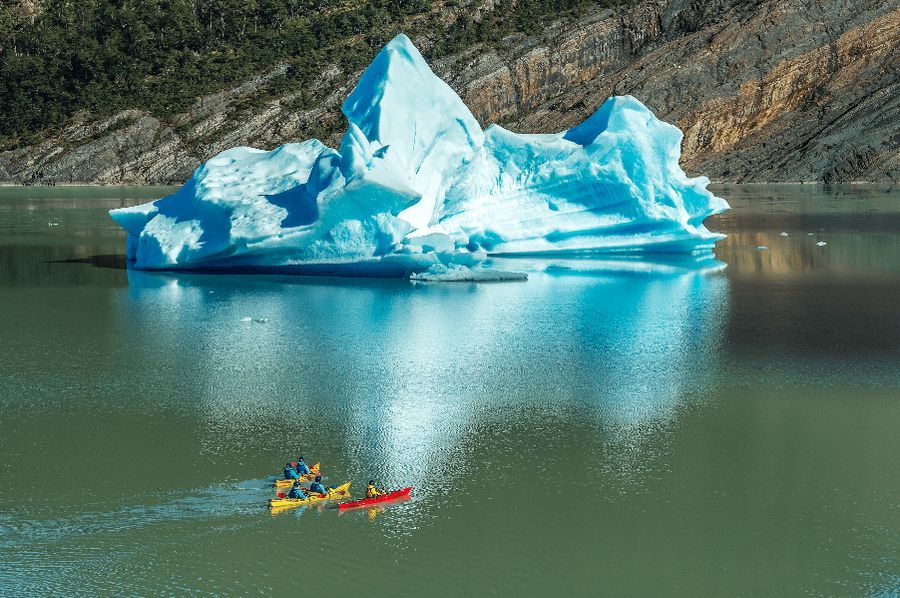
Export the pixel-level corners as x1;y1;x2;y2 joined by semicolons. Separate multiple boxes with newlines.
0;184;898;595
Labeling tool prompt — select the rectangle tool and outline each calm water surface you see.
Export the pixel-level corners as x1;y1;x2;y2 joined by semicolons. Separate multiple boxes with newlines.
0;185;898;595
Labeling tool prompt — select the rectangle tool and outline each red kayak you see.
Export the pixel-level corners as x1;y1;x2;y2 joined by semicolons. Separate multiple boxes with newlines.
338;486;412;509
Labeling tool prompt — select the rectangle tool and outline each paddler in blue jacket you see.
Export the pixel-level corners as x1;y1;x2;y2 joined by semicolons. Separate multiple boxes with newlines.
288;481;307;500
294;457;311;476
309;475;327;495
283;462;300;480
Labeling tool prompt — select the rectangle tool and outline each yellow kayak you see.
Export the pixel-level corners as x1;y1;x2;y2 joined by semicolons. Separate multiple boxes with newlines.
273;462;321;488
268;482;351;510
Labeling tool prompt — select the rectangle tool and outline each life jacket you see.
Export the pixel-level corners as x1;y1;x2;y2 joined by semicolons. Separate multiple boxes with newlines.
288;487;305;499
365;485;380;498
309;481;327;494
284;467;299;480
295;461;311;475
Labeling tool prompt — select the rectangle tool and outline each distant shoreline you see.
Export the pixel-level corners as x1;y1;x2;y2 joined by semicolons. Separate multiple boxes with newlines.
0;181;889;188
0;183;178;190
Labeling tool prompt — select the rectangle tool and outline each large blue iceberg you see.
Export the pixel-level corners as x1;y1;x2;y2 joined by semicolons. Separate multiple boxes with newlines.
110;34;728;277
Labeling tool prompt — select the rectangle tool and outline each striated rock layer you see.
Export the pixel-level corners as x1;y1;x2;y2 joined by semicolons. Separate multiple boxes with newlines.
2;0;897;185
109;35;727;275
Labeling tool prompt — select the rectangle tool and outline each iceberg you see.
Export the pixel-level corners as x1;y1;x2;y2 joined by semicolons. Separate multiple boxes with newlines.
110;34;728;277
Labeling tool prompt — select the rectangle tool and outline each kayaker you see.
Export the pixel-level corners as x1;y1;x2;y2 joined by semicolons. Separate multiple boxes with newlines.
365;480;384;499
283;462;300;480
309;475;327;495
287;481;307;500
295;457;311;476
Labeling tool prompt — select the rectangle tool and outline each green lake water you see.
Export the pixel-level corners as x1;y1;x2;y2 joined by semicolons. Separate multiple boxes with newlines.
0;185;898;595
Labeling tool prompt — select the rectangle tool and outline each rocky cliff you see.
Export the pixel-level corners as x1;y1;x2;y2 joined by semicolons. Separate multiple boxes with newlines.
1;0;897;185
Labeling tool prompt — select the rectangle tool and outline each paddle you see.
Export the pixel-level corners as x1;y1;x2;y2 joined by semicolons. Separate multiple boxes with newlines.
277;492;286;499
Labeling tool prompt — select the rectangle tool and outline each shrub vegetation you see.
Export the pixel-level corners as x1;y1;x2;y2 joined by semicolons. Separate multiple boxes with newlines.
0;0;616;145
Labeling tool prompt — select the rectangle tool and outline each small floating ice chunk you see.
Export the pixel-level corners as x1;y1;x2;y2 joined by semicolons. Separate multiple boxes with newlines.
780;232;789;237
410;263;527;282
807;233;814;236
757;245;768;250
816;241;827;247
252;317;269;323
240;317;252;322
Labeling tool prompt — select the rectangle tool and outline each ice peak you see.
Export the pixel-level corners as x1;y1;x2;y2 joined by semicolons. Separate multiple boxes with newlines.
382;33;426;66
340;33;485;230
341;34;483;150
564;96;653;146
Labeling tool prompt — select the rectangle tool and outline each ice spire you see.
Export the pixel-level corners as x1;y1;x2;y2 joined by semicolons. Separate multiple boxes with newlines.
341;34;485;230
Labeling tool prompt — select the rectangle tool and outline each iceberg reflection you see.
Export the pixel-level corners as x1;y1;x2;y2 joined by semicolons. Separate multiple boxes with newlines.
121;259;728;488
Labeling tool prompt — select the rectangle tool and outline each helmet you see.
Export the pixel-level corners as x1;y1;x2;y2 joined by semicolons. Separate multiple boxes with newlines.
368;480;375;485
293;481;301;487
315;475;322;482
298;456;304;461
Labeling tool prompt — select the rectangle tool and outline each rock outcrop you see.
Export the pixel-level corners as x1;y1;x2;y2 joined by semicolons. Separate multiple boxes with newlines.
1;0;897;185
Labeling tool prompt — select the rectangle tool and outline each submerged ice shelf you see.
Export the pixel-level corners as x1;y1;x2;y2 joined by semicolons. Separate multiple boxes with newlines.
110;34;729;278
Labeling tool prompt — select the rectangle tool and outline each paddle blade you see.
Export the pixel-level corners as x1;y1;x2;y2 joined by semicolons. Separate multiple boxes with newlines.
277;492;286;499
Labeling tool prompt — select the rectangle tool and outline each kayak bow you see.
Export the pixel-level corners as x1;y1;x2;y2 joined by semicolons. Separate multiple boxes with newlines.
338;486;412;510
273;462;321;488
268;481;351;510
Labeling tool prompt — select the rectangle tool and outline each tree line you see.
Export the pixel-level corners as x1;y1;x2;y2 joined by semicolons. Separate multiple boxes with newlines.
1;0;614;147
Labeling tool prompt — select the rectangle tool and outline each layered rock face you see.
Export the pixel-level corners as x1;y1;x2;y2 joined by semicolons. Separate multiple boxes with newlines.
1;0;897;185
447;0;899;183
